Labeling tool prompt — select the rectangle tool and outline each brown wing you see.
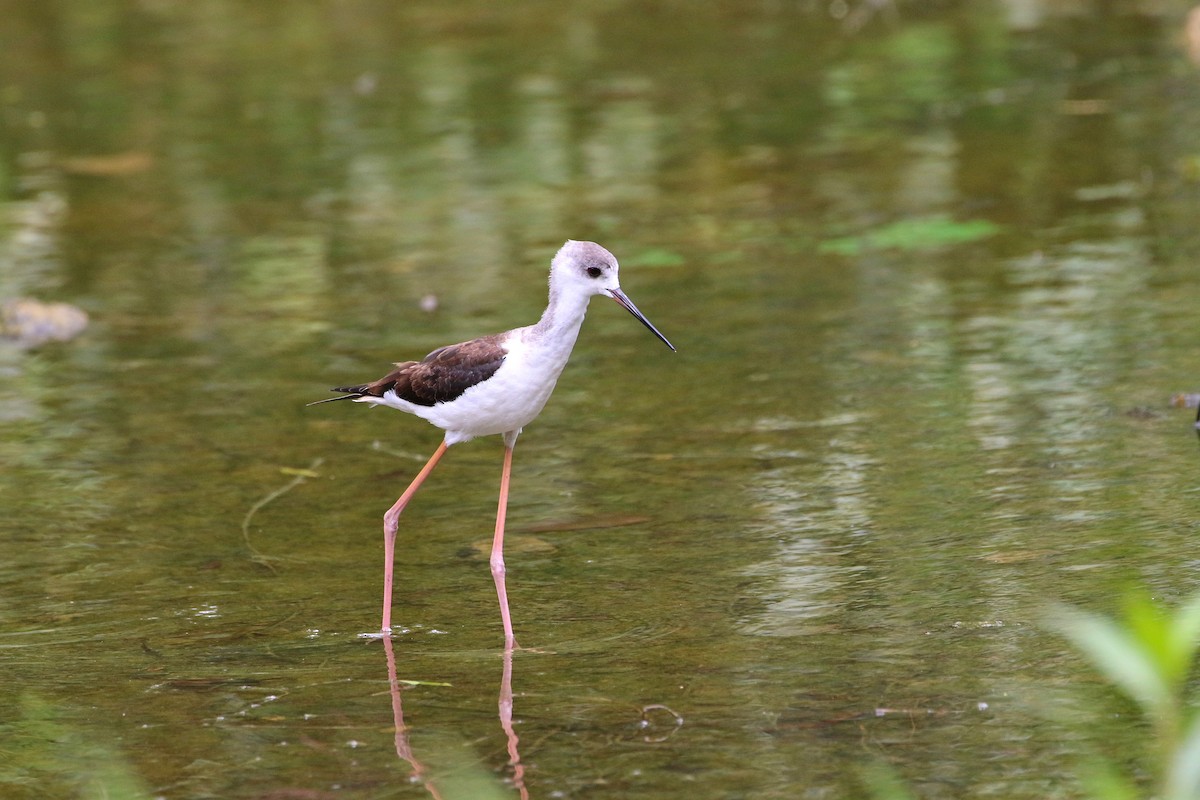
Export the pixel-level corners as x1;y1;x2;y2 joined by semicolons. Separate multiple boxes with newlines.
327;333;507;407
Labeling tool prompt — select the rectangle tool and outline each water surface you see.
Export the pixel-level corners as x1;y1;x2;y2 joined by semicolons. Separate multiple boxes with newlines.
3;2;1200;798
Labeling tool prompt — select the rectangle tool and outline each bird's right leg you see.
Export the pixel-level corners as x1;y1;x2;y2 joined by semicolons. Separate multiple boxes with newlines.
382;440;448;633
491;441;518;651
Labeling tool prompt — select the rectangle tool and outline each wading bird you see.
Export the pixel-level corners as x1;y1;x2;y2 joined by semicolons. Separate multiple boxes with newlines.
312;240;674;649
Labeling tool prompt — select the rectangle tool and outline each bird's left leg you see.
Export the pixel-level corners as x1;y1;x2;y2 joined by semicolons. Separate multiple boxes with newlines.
381;440;448;633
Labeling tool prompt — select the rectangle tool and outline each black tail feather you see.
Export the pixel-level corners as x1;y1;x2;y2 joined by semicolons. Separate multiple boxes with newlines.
306;386;367;407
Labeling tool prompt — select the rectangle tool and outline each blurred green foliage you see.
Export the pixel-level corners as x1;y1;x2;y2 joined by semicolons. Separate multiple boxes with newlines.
868;591;1200;800
819;215;1000;255
1049;591;1200;800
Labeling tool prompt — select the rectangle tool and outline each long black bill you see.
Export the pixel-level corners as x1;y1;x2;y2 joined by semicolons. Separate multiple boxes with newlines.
609;288;676;352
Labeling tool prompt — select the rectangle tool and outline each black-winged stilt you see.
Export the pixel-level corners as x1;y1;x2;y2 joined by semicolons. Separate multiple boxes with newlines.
312;240;674;649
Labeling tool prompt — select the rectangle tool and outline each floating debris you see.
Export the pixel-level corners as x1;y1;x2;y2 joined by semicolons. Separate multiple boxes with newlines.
1;298;88;347
60;151;153;177
638;704;684;742
396;679;453;688
1170;393;1200;409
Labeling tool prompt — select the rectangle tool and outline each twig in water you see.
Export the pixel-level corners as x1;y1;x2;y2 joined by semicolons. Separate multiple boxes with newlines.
241;457;324;572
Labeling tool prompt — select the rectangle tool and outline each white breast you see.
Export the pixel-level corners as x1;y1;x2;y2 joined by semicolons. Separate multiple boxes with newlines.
366;325;581;445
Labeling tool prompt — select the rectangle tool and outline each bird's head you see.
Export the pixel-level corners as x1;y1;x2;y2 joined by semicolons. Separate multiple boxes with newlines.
550;240;675;352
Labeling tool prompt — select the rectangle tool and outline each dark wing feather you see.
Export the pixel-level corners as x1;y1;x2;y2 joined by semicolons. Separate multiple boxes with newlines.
316;334;507;408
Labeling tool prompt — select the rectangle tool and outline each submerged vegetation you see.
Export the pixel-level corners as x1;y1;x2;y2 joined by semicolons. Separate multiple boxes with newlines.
819;215;1001;255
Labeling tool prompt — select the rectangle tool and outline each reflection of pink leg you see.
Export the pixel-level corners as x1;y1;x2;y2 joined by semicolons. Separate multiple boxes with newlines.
499;647;528;800
382;441;449;633
383;636;444;800
491;443;518;650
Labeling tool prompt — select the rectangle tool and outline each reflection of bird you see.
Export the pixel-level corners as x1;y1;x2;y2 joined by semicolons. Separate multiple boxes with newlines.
312;240;675;649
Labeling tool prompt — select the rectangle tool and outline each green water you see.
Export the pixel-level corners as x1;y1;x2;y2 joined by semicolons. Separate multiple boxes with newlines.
3;2;1200;798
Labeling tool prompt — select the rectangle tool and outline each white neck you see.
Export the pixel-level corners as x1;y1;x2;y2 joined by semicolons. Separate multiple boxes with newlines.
532;280;590;338
526;281;592;369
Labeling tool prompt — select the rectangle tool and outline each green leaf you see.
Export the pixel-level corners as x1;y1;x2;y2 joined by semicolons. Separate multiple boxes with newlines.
1116;591;1200;692
1165;713;1200;800
860;762;918;800
1047;604;1172;719
1166;594;1200;685
1122;591;1177;682
1077;757;1141;800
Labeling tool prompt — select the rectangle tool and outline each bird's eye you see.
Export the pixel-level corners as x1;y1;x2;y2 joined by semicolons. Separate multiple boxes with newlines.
586;267;602;278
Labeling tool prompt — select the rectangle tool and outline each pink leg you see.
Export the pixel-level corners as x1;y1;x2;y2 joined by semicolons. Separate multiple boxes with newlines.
491;443;518;650
382;440;449;634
